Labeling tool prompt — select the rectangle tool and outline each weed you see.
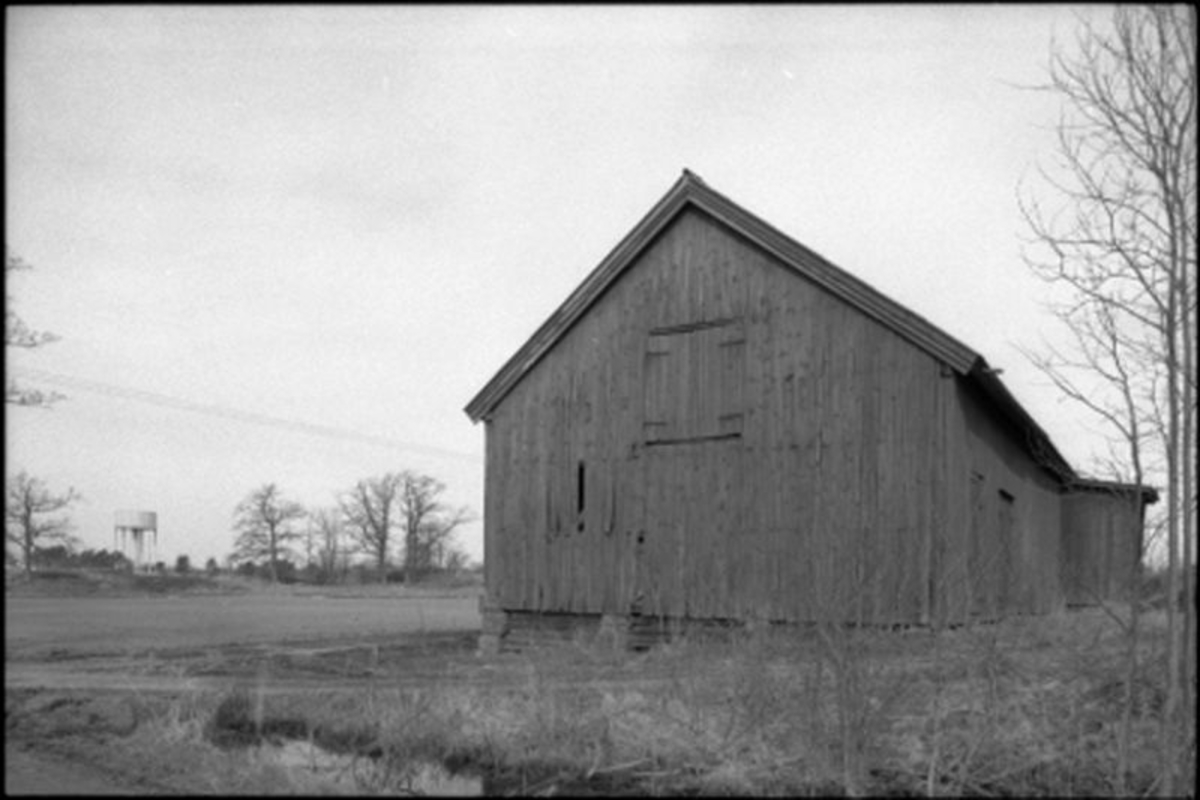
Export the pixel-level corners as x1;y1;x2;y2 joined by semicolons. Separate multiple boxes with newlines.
15;605;1193;796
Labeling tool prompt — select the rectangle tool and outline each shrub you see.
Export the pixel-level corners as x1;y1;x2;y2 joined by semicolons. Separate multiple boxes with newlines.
32;545;75;569
1140;565;1197;610
299;563;325;585
270;559;297;584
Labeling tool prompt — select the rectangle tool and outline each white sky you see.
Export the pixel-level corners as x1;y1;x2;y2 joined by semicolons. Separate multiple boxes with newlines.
6;5;1112;568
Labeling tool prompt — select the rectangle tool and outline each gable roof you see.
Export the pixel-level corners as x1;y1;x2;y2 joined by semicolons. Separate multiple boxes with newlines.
464;169;1076;482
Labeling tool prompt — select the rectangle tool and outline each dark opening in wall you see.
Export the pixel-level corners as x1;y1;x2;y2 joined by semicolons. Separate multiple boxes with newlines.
576;461;586;530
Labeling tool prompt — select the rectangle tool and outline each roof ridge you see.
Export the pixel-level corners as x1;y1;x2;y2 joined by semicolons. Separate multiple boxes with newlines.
463;174;1075;482
674;176;981;371
465;174;982;420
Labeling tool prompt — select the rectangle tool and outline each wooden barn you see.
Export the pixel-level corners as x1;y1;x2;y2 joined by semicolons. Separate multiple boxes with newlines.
465;170;1155;649
1060;479;1157;606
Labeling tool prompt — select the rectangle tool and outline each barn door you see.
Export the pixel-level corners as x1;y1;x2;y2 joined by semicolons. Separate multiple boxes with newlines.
634;318;745;620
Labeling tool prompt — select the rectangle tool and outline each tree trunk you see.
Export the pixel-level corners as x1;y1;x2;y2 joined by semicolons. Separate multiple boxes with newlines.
405;516;418;585
1159;236;1180;798
267;526;279;583
1179;218;1196;773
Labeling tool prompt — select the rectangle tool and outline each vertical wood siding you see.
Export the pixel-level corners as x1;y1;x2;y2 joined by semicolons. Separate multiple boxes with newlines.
1061;491;1144;605
937;379;1065;622
483;208;1062;623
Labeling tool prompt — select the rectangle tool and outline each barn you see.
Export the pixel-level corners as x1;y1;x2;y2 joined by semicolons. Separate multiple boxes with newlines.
465;170;1155;650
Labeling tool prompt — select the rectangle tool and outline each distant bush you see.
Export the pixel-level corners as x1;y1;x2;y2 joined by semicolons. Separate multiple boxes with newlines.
31;546;138;572
77;549;131;571
348;563;386;585
1140;565;1196;610
205;557;220;576
229;558;297;583
32;545;75;570
272;559;297;584
28;568;86;582
131;572;218;594
175;555;191;575
298;563;329;585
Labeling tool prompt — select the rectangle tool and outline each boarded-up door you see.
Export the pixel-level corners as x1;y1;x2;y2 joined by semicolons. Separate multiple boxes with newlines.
636;318;745;619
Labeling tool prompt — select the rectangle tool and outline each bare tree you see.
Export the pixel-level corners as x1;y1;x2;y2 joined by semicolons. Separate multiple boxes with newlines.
310;505;347;583
341;473;403;580
5;471;81;576
1019;6;1196;794
5;249;63;407
231;483;305;583
414;509;473;572
398;470;472;581
1017;292;1157;795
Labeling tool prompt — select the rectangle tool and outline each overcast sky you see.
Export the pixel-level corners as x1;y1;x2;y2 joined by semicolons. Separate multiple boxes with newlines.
6;5;1110;568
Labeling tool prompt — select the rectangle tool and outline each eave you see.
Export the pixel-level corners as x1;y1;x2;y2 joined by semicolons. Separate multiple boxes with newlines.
1066;477;1160;504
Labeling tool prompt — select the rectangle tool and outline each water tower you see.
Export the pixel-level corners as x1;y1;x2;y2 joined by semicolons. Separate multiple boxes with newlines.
114;510;158;570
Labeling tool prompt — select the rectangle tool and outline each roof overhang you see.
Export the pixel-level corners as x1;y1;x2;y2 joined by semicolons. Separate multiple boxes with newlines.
1066;477;1160;504
966;359;1076;483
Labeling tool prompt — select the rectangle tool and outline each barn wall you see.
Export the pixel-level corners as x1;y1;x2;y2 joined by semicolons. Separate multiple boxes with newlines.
734;239;947;625
937;379;1065;622
484;207;961;624
1061;490;1145;605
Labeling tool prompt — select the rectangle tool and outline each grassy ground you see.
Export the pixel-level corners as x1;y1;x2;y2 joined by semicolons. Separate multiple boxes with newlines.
6;597;1189;796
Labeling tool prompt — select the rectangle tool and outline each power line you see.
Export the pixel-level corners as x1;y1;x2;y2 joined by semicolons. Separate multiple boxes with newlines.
10;366;481;464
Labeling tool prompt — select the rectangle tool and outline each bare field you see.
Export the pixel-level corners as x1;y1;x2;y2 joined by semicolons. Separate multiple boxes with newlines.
4;578;487;795
5;590;481;660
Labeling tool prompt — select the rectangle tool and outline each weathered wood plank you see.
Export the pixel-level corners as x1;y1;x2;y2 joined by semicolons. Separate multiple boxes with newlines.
480;204;1075;627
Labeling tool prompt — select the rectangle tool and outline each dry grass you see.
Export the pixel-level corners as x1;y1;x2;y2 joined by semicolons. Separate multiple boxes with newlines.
9;605;1190;796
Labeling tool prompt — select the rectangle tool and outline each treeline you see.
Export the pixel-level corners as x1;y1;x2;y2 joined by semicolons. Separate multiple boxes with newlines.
21;546;219;577
23;546;131;571
228;469;474;585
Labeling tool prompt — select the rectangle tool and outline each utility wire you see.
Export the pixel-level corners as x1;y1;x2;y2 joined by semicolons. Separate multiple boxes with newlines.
10;366;480;464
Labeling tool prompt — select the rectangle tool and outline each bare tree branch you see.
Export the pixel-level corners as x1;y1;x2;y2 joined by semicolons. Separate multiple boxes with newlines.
231;483;305;582
340;473;403;580
1019;7;1196;794
5;249;63;407
5;471;81;576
